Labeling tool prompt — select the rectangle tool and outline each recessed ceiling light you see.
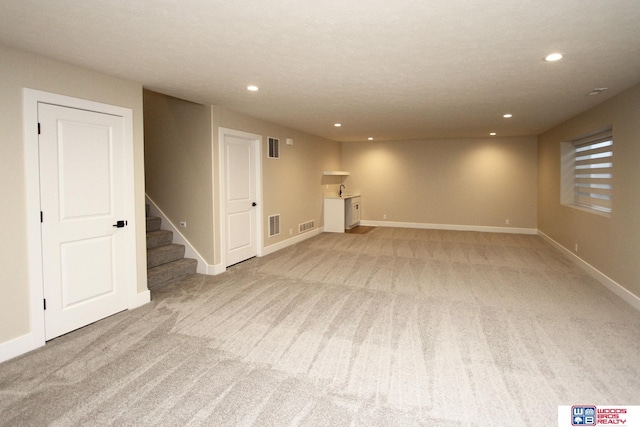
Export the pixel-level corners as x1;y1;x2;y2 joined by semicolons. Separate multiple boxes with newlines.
247;85;259;91
490;132;497;136
334;123;342;127
545;53;563;62
503;113;513;118
368;137;374;140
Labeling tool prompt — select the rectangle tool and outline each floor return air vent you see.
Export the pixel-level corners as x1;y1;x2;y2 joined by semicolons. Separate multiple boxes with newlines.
299;220;315;233
268;214;280;237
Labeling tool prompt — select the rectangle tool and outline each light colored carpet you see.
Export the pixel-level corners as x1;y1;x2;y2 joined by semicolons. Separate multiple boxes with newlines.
1;228;639;426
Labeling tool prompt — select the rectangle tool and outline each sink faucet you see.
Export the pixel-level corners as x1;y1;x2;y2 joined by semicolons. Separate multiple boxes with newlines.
339;184;345;197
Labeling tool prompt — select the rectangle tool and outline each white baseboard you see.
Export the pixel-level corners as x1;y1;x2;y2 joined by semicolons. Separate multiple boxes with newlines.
135;289;151;307
2;289;152;364
538;231;640;312
262;227;324;256
0;332;44;364
215;227;323;274
210;263;226;275
146;195;217;275
359;220;537;235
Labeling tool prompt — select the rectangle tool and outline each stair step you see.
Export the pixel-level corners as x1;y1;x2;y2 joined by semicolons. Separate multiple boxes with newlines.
147;244;185;268
146;216;161;232
147;258;198;289
146;229;173;250
144;206;198;291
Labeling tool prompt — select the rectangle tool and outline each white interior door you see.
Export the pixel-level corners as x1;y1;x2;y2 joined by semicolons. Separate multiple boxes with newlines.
39;103;129;340
224;134;258;266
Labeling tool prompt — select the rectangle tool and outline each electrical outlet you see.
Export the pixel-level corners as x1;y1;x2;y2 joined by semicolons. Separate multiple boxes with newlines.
505;219;510;225
575;243;578;252
179;221;187;228
383;214;387;220
289;228;293;235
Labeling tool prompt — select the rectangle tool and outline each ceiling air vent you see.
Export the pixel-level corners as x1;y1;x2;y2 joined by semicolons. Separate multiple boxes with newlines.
268;214;280;237
268;137;280;159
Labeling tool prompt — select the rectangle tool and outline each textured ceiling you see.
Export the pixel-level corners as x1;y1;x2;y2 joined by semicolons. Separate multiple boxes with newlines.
1;0;639;142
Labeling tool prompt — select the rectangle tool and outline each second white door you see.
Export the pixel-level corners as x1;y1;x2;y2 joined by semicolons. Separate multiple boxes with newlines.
223;133;259;266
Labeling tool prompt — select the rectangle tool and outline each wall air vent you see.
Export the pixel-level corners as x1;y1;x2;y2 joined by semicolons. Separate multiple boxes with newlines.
268;137;280;159
268;214;280;237
298;220;315;233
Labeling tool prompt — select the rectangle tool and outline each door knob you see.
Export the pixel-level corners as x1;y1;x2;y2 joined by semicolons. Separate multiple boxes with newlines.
252;202;257;207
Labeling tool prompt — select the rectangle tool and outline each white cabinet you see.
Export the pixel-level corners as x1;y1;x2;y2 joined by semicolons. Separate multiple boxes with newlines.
324;198;346;232
345;196;361;229
324;196;361;233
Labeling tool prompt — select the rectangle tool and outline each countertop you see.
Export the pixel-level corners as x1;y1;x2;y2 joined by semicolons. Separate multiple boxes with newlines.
324;193;361;199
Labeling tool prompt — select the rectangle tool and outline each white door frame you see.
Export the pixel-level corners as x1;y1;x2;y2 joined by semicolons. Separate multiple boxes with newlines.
217;127;263;270
23;88;139;349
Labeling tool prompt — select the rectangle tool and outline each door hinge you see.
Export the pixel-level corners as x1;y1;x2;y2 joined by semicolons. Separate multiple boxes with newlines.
38;123;41;135
43;299;46;310
40;211;43;223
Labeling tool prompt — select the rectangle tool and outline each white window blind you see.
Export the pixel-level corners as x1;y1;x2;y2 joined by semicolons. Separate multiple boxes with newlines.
572;129;613;213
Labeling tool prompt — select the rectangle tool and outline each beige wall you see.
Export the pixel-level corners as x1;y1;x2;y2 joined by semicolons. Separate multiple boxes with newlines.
144;90;215;263
212;107;342;263
538;83;640;298
0;44;147;345
342;137;538;229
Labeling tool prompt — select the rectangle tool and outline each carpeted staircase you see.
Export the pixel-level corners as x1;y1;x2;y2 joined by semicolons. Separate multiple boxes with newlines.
146;205;197;289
